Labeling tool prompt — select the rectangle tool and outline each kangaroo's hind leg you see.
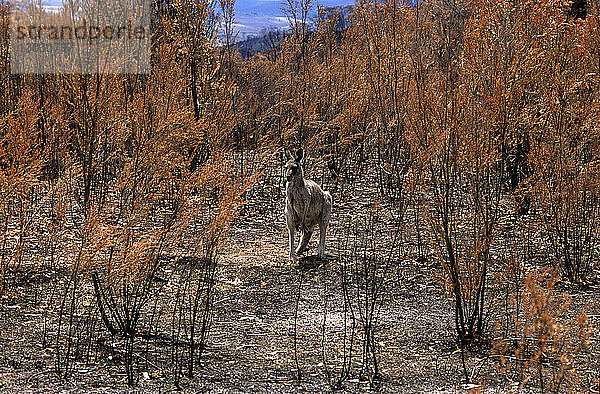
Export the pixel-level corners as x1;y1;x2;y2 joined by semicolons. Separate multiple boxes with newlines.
296;229;313;255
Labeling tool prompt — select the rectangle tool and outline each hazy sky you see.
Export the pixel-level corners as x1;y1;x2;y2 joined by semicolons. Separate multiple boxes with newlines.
231;0;355;39
235;0;354;16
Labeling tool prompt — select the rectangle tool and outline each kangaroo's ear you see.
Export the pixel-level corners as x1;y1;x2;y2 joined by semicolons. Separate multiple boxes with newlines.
295;148;304;162
284;149;294;161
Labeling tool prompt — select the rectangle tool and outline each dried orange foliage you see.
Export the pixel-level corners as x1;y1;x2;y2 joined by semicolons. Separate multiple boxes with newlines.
0;0;599;388
494;269;592;391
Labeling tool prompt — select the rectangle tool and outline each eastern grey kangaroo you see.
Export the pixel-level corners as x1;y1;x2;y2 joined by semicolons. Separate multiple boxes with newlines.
283;149;332;262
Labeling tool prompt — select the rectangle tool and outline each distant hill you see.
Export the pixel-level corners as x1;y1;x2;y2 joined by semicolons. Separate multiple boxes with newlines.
227;0;354;42
235;4;353;59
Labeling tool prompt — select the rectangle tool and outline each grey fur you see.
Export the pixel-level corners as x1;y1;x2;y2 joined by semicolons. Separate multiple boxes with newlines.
284;149;332;262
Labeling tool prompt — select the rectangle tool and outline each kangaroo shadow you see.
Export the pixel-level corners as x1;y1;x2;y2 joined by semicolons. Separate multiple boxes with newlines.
297;254;336;271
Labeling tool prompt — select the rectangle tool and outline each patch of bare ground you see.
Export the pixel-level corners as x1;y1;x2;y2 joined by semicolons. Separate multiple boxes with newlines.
1;166;600;393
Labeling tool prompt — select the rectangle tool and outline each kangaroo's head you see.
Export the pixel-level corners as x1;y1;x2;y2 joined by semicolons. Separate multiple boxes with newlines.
283;148;304;183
